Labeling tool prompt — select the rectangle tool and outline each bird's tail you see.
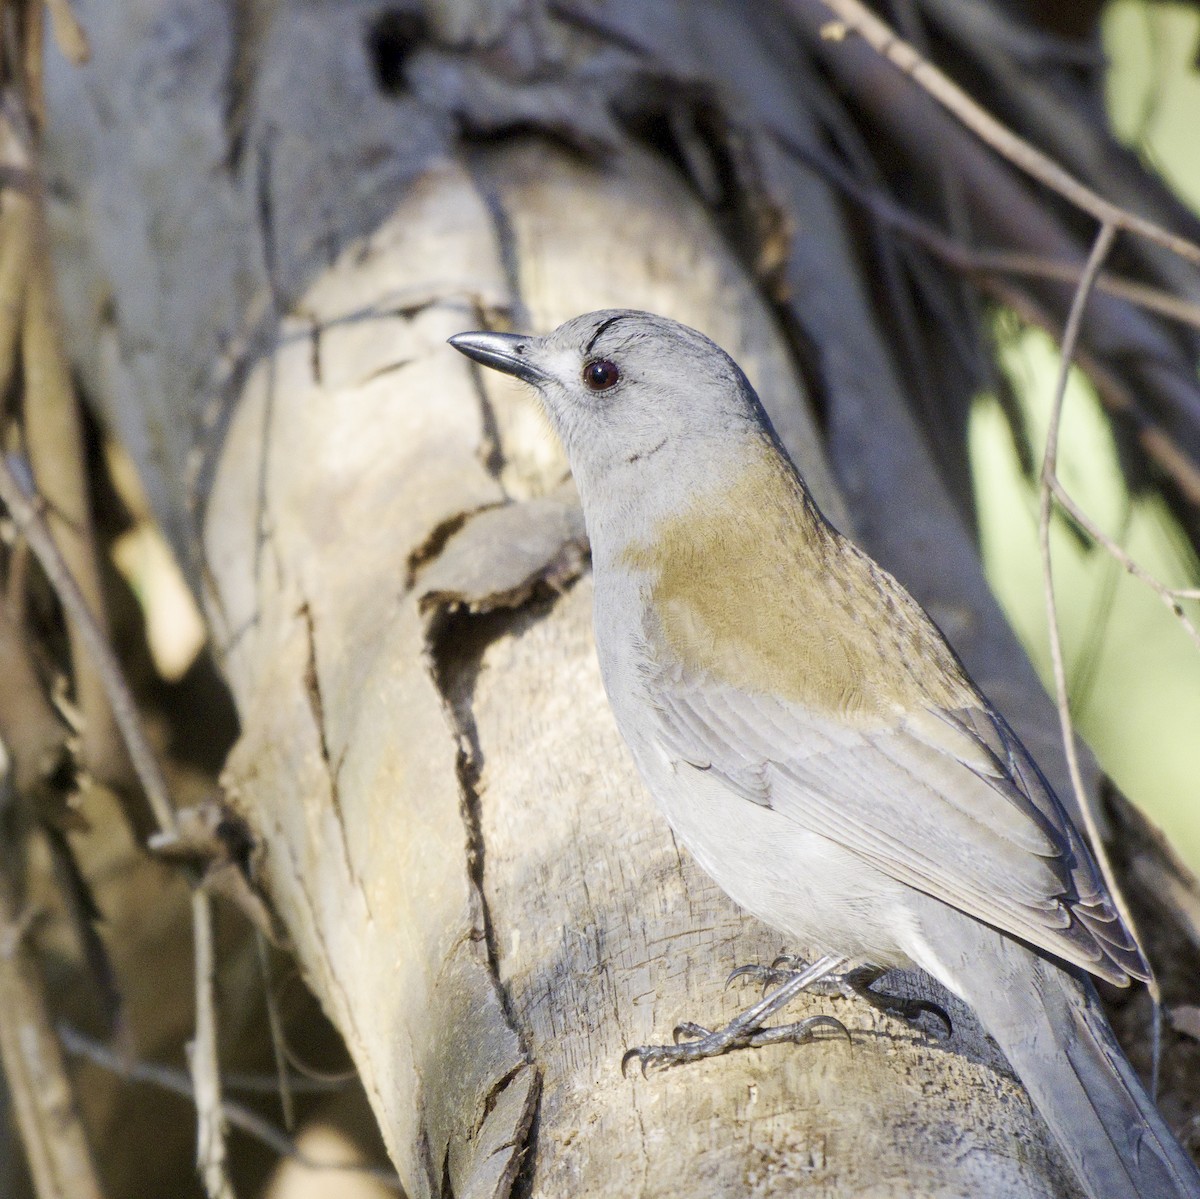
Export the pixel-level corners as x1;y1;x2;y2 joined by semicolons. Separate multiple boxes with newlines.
938;929;1200;1199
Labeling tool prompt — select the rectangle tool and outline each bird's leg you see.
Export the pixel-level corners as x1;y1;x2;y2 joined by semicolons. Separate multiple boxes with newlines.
836;965;953;1038
622;953;851;1075
728;959;952;1038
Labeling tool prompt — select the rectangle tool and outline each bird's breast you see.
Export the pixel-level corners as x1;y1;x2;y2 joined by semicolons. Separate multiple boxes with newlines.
608;451;976;724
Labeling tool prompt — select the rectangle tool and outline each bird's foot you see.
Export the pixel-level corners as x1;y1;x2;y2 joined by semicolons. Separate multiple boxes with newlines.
841;967;952;1039
727;959;952;1039
622;1013;848;1076
726;955;845;996
622;952;852;1076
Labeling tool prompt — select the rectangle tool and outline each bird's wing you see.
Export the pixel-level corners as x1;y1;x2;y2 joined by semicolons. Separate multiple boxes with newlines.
653;672;1146;985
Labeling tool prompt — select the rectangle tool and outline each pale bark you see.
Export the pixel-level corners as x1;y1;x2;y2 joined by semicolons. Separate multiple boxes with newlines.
40;1;1200;1195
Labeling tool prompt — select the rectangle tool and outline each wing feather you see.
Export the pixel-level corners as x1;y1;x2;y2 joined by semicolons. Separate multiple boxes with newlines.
651;671;1146;985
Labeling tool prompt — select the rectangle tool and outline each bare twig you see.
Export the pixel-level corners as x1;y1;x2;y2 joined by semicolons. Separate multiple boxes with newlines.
1047;478;1200;654
2;14;242;1199
0;168;34;396
971;252;1200;332
0;458;178;838
979;276;1200;506
803;0;1200;266
255;929;295;1131
22;223;137;810
1035;221;1161;1020
1067;504;1132;721
1036;219;1115;834
806;144;1200;332
58;1024;400;1188
58;1023;345;1095
0;453;241;1196
283;1037;361;1085
189;889;235;1199
0;833;105;1199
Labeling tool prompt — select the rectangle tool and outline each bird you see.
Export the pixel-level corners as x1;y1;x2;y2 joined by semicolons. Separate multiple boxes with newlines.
449;309;1200;1199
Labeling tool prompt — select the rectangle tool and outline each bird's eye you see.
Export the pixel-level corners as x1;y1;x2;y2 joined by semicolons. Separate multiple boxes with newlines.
582;359;620;391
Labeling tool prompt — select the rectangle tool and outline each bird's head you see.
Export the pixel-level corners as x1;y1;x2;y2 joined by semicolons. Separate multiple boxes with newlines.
449;310;780;509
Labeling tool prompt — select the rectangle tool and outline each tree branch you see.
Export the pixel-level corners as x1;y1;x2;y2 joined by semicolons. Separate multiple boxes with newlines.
802;0;1200;264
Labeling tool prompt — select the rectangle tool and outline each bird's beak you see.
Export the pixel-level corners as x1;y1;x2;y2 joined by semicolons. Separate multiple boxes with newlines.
448;331;550;386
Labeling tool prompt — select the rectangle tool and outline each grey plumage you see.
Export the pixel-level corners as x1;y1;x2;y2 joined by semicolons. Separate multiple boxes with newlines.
449;310;1200;1199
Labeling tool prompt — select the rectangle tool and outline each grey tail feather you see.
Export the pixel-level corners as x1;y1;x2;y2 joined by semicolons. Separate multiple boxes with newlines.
960;946;1200;1199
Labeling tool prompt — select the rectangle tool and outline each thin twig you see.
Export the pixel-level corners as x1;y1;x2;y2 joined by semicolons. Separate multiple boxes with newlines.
805;0;1200;266
0;300;236;1199
971;252;1200;332
0;457;178;838
283;1041;361;1086
0;857;105;1199
1037;219;1115;824
981;275;1200;506
1048;478;1200;654
1067;504;1133;720
805;141;1200;331
23;222;137;811
255;929;295;1131
189;889;235;1199
0;171;34;397
58;1023;343;1095
57;1024;398;1186
1035;222;1162;1019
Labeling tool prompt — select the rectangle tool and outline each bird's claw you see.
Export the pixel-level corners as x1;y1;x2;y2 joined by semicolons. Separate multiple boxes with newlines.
725;963;791;992
623;1013;851;1074
748;1014;851;1048
727;960;954;1040
840;970;953;1039
880;995;953;1039
620;1047;650;1078
727;957;846;998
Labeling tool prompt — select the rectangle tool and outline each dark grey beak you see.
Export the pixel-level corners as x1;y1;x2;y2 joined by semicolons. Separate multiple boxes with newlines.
448;331;550;385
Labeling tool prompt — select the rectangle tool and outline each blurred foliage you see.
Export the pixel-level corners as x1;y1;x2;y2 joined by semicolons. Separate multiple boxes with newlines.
969;0;1200;872
1105;0;1200;208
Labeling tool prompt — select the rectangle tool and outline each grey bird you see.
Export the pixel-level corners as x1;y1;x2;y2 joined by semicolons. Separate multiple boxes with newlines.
449;310;1200;1199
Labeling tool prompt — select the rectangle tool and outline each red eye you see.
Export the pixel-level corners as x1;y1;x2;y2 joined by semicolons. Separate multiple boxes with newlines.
582;359;619;391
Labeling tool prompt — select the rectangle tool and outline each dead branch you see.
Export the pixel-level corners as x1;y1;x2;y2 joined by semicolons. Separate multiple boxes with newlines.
21;216;138;813
188;888;234;1199
1034;223;1158;997
58;1024;400;1187
0;456;177;837
803;0;1200;264
0;848;104;1199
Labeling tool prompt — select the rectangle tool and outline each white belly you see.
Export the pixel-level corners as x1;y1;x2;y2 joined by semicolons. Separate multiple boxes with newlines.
625;732;915;972
590;565;915;970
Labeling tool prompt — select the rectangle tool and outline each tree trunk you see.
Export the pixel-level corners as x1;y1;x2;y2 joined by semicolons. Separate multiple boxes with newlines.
41;0;1200;1195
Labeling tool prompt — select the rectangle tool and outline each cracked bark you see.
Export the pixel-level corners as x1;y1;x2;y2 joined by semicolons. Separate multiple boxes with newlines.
39;1;1199;1195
